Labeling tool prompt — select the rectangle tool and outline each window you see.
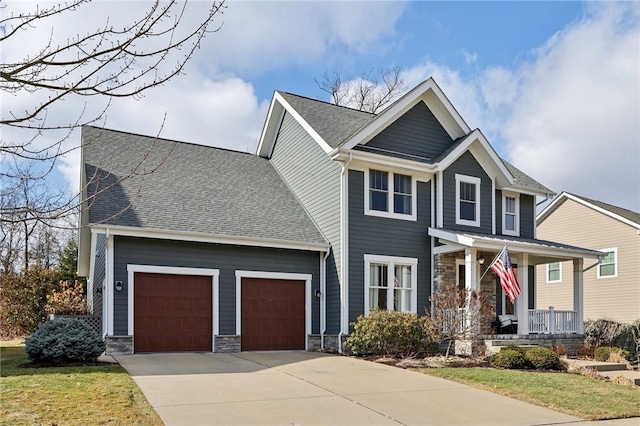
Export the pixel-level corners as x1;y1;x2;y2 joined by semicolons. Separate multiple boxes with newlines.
364;255;417;314
546;262;561;283
365;169;416;220
502;192;519;236
598;248;617;278
455;174;481;227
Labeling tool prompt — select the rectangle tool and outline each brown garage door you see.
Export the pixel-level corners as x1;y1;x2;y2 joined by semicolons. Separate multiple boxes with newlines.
134;272;212;353
241;278;305;351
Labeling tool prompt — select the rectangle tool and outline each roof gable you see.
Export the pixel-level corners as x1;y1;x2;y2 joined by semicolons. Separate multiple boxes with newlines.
538;192;640;229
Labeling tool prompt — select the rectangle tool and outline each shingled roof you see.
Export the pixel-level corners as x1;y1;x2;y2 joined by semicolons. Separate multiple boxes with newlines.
82;126;327;247
567;193;640;225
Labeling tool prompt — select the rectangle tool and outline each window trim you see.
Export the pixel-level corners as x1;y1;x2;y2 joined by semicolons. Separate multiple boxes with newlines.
364;168;417;221
502;191;520;236
597;248;617;279
364;254;418;315
546;262;562;283
455;174;481;227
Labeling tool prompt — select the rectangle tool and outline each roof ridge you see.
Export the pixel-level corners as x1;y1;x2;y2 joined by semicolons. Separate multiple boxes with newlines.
278;91;376;116
83;125;256;156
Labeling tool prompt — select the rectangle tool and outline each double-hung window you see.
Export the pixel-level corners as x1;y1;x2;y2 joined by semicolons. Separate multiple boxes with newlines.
502;192;519;236
455;174;481;227
546;262;561;283
364;255;417;314
366;169;416;220
597;248;617;278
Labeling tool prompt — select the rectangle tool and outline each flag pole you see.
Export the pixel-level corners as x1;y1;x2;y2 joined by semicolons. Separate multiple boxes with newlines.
475;245;507;286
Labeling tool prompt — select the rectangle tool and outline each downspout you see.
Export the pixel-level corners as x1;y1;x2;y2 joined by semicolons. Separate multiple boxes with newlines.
338;152;353;353
320;248;331;349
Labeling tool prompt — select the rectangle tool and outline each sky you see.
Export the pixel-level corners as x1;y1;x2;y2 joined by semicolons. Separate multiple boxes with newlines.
2;0;639;213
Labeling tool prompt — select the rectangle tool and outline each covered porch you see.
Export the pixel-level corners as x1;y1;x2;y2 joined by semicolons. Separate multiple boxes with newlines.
429;228;603;336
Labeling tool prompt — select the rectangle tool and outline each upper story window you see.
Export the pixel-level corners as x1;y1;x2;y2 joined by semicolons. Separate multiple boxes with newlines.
365;169;416;221
364;254;417;314
597;248;617;278
502;192;520;236
546;262;561;283
455;174;480;227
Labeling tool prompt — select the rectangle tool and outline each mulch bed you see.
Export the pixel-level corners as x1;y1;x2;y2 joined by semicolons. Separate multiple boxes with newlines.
362;354;490;369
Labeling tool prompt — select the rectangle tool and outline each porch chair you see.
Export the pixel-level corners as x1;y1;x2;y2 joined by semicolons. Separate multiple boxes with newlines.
498;314;518;334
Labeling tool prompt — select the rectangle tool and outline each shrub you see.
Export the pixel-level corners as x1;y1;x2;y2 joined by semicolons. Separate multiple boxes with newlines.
584;319;626;348
575;343;595;359
611;320;640;363
45;280;87;316
523;347;562;370
0;267;56;336
346;309;438;356
607;347;631;363
550;345;568;357
25;319;105;364
594;346;611;362
490;348;526;369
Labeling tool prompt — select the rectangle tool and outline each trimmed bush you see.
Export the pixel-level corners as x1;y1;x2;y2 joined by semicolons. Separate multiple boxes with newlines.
523;347;561;370
25;319;105;364
594;346;611;362
490;348;526;369
346;309;438;356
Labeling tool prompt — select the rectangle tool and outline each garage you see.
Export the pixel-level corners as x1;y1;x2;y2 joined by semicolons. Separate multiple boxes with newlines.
134;272;212;353
241;277;306;351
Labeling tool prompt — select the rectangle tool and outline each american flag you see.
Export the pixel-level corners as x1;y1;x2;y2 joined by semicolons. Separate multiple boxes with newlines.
490;246;521;303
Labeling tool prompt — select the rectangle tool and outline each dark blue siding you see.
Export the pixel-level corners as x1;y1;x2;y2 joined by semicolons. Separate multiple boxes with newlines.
442;151;493;233
91;233;106;318
366;101;454;160
112;236;320;336
348;170;432;326
520;195;535;238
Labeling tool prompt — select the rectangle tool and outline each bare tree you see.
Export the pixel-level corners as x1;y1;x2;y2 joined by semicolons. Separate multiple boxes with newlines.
0;0;226;225
428;282;495;357
315;66;405;113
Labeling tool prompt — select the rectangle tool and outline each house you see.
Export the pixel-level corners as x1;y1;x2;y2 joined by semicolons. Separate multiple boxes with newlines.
77;78;603;354
536;192;640;324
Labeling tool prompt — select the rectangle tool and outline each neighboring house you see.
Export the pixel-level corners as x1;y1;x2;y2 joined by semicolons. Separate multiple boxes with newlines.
536;192;640;324
78;78;603;354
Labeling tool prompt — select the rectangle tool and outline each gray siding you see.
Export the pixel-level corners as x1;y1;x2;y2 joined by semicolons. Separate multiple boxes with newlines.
348;170;432;326
520;195;535;239
112;236;320;336
91;233;106;317
442;151;493;233
366;101;453;160
270;112;343;333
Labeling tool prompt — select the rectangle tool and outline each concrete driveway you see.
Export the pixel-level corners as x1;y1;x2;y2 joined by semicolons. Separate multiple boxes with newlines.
115;352;624;426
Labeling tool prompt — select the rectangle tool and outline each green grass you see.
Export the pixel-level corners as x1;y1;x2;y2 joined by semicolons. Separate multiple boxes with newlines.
416;367;640;421
0;340;163;426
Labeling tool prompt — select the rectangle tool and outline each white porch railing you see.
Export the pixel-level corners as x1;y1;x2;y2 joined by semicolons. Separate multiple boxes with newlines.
528;307;578;334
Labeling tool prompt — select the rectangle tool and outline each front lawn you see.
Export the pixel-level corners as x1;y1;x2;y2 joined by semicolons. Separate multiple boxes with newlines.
0;340;162;426
417;367;640;420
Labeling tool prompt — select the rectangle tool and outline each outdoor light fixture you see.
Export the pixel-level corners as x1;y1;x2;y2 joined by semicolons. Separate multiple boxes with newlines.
115;281;123;292
478;257;486;265
314;289;321;298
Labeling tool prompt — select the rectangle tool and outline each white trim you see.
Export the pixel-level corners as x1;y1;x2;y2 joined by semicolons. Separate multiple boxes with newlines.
105;232;114;336
341;164;350;335
363;254;418;315
235;270;313;350
89;224;328;252
364;168;417;221
455;174;481;227
437;171;444;228
597;247;618;279
491;177;496;235
126;265;220;352
331;149;437;177
502;191;520;236
537;192;640;229
546;262;562;283
258;92;333;157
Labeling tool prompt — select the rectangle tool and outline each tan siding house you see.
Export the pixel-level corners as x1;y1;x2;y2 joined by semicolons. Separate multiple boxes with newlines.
536;193;640;324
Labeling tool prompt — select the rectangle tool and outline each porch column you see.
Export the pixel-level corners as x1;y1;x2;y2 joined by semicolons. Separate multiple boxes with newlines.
516;253;529;335
464;247;478;291
573;258;585;334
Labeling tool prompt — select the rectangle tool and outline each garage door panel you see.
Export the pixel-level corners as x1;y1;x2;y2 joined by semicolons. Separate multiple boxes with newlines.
241;277;305;351
134;272;212;353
